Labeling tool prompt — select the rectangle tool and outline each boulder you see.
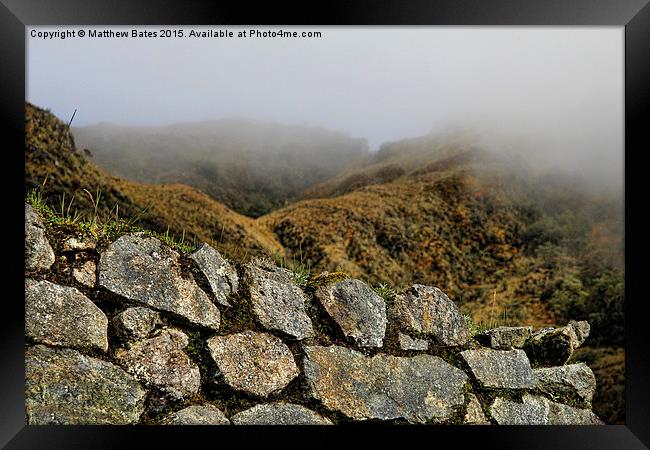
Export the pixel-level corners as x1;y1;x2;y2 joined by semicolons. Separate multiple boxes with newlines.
72;260;97;288
25;279;108;352
464;394;490;425
490;394;603;425
524;321;590;367
460;349;534;389
189;243;238;307
112;306;162;342
98;233;220;330
475;326;532;349
207;331;299;397
25;345;146;424
25;203;55;271
231;403;333;425
315;278;386;348
398;332;429;351
533;363;596;406
162;404;230;425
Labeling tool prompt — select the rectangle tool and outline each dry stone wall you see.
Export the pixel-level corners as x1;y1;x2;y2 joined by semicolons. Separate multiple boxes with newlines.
24;203;604;425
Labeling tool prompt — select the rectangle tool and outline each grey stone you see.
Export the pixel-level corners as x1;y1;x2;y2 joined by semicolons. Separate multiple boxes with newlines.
189;243;238;307
569;320;590;347
207;331;299;397
391;284;469;347
25;279;108;352
464;394;490;425
25;203;55;271
115;328;200;400
162;404;230;425
533;363;596;406
475;326;532;349
460;349;534;389
231;403;333;425
25;345;146;424
398;332;429;351
72;260;97;288
244;258;314;340
303;345;468;423
63;236;96;252
98;233;220;330
315;278;387;348
490;394;603;425
112;307;162;341
524;321;590;367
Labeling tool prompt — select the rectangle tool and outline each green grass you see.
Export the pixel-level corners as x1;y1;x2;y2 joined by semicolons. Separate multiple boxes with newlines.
373;283;397;301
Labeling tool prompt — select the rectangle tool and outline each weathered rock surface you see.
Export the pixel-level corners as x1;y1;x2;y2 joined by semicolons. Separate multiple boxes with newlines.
189;243;238;307
115;328;200;400
533;363;596;406
524;321;590;367
25;345;146;424
398;332;429;351
113;306;162;341
72;260;97;288
245;258;314;340
98;233;220;330
391;284;469;347
315;278;386;348
25;203;55;271
63;236;96;252
25;279;108;352
162;404;230;425
303;345;468;423
460;349;534;389
207;331;299;397
475;326;532;349
464;394;490;425
490;394;603;425
231;403;333;425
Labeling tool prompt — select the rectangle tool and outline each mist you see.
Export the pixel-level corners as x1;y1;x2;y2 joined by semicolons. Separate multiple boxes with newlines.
27;26;623;189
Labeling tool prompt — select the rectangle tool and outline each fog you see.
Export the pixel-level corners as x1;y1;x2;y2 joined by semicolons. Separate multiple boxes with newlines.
27;26;623;188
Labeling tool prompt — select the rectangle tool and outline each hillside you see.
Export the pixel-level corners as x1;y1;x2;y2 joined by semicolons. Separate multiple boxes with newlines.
72;119;369;217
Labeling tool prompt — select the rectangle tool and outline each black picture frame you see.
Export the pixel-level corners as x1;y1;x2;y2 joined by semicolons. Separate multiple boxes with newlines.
2;0;648;448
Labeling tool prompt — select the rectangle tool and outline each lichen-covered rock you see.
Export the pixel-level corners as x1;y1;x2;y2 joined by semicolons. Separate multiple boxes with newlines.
475;326;532;349
398;332;429;351
25;279;108;352
460;349;534;389
244;258;313;340
98;233;220;330
72;260;97;288
189;243;238;307
230;403;333;425
207;331;299;397
115;328;200;400
315;278;386;348
25;345;146;424
533;363;596;406
303;345;467;423
25;203;55;271
490;394;603;425
162;404;230;425
112;306;162;341
464;394;490;425
524;321;590;367
391;284;469;347
63;236;96;252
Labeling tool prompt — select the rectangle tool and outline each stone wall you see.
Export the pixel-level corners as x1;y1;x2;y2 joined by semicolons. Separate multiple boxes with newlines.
24;203;604;425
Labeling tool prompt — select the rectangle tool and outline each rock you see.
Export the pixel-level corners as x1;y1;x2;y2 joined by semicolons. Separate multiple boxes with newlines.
115;328;200;400
490;394;603;425
25;279;108;352
98;233;220;330
524;321;590;367
25;345;146;424
303;345;468;423
460;349;534;389
25;203;55;271
162;404;230;425
189;243;238;307
244;258;314;340
464;394;490;425
475;326;532;349
391;284;469;347
207;331;299;397
533;363;596;406
72;260;97;288
112;307;162;341
398;332;429;351
315;278;387;348
63;236;96;252
230;403;333;425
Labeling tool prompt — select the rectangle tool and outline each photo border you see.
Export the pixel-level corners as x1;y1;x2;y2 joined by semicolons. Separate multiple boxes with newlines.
1;0;648;447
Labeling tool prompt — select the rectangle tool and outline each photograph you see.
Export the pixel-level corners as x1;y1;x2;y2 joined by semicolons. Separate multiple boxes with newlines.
23;24;626;427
